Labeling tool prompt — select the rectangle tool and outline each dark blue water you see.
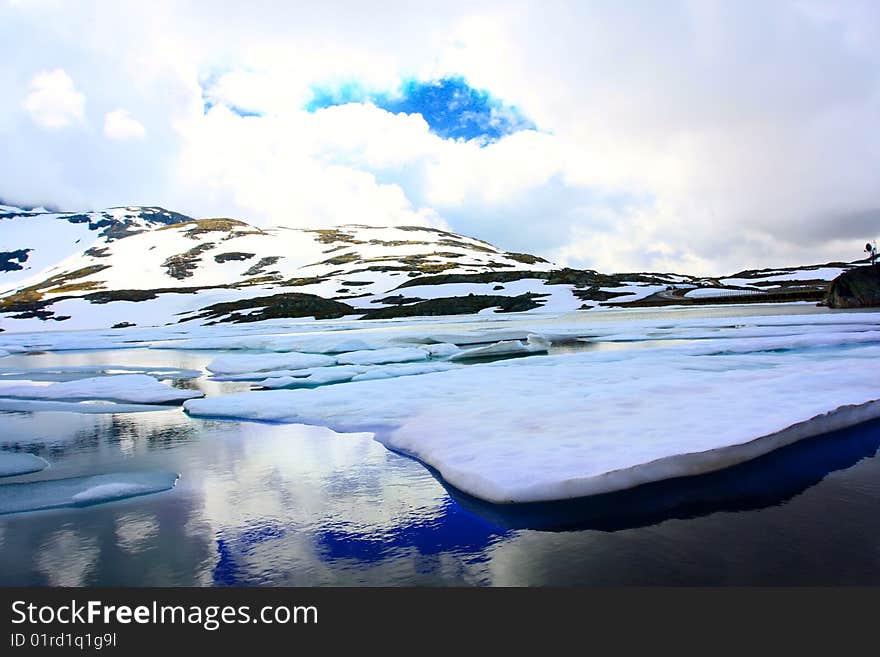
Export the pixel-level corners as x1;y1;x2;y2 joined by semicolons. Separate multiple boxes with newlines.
1;398;880;585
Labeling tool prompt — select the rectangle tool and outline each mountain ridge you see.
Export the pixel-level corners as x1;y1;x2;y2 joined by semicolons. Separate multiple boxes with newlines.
0;204;863;332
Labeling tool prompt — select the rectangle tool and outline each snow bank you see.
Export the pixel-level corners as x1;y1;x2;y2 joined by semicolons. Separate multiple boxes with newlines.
0;452;49;478
185;317;880;504
0;374;203;403
0;471;179;514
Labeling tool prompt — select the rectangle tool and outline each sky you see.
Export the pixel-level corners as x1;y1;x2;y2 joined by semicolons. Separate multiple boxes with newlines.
1;0;879;276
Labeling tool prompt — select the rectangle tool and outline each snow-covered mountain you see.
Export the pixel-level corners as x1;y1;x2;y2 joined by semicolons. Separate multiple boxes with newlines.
0;204;862;331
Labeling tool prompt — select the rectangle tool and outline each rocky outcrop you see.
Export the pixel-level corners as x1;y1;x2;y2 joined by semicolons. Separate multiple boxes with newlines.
825;266;880;308
359;292;546;319
183;292;356;323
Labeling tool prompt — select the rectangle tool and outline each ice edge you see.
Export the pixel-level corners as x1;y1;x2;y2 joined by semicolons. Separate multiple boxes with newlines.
461;399;880;504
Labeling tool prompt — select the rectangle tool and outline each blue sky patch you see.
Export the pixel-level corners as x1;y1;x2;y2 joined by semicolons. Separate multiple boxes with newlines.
202;98;262;118
306;76;534;143
200;70;264;118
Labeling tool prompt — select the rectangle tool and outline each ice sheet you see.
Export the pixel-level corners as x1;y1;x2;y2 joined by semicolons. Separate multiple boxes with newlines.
350;362;460;381
0;471;179;515
0;452;49;477
206;352;337;374
185;315;880;504
336;347;429;365
258;365;366;388
0;399;178;414
0;374;203;403
450;336;548;361
0;365;202;383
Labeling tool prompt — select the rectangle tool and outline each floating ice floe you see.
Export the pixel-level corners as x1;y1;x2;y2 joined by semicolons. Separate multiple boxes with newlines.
336;347;429;366
206;352;336;375
0;471;179;515
184;316;880;505
0;365;202;383
256;362;460;388
350;362;460;381
0;399;177;414
450;335;549;361
209;365;356;382
421;343;461;359
209;344;460;378
0;374;203;404
151;335;382;354
413;329;539;346
0;452;49;477
258;365;367;388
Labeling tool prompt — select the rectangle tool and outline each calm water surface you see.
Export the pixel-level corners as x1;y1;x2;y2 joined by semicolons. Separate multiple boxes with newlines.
1;304;879;585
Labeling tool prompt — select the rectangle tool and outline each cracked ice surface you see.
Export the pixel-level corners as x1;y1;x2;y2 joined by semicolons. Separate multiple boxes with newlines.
185;312;880;503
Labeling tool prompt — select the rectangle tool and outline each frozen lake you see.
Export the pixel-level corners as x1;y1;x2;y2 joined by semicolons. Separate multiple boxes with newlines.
1;303;879;585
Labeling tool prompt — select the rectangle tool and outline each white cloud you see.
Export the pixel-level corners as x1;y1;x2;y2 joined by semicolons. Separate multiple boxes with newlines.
174;104;444;229
103;109;146;139
2;1;879;276
21;69;84;128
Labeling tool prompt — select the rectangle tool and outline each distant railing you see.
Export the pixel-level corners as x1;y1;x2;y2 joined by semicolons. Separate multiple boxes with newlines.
685;288;826;305
686;288;768;299
617;286;827;308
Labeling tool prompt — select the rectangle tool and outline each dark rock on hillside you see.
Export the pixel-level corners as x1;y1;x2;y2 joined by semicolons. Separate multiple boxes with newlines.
395;267;668;292
505;252;549;265
370;294;426;305
66;207;193;241
573;286;635;302
395;270;547;289
186;293;356;323
84;287;208;304
825;266;880;308
359;293;546;320
214;252;255;263
243;256;281;277
162;243;216;279
0;249;32;272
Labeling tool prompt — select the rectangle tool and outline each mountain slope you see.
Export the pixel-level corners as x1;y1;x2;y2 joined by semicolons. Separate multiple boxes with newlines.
0;205;192;287
0;204;865;332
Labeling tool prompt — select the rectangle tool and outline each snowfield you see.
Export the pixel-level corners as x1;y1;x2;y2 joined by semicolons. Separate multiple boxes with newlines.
4;203;864;333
